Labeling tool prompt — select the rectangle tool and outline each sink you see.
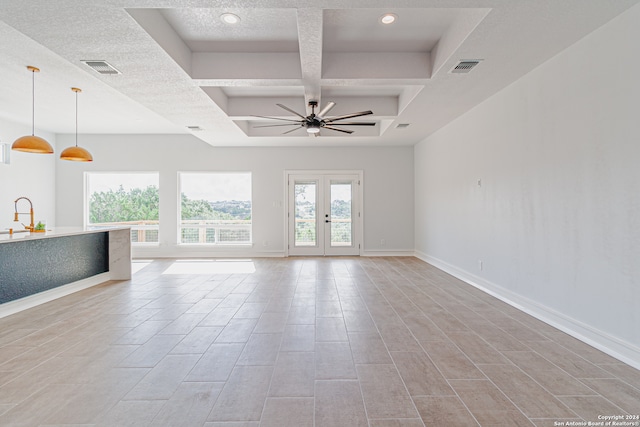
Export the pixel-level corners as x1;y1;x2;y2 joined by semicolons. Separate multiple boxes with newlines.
0;229;30;235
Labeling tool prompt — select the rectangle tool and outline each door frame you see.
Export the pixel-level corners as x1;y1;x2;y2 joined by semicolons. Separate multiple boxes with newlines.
284;170;364;257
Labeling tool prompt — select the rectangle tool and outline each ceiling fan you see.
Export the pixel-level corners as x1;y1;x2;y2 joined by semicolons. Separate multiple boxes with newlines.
252;101;375;135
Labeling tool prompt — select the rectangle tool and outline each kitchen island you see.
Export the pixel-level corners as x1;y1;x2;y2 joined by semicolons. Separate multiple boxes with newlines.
0;227;131;317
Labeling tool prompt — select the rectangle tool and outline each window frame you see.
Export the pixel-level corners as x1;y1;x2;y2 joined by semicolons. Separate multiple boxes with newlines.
177;171;253;246
84;171;160;246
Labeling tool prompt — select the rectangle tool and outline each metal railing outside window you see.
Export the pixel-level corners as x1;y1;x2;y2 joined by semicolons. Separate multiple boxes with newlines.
180;220;251;244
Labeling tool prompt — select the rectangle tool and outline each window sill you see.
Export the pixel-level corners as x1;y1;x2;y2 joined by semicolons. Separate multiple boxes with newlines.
178;243;254;248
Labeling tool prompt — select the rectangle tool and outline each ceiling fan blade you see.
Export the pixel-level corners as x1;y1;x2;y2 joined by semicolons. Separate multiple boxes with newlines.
325;110;374;123
276;103;307;119
253;123;303;128
282;126;304;135
317;101;336;117
327;122;376;126
323;125;354;134
251;115;303;123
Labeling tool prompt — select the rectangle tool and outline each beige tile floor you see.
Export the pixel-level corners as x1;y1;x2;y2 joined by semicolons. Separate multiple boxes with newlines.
0;257;638;426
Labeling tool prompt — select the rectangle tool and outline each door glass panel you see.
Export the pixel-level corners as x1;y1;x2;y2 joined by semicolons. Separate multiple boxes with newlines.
330;181;353;247
294;181;317;247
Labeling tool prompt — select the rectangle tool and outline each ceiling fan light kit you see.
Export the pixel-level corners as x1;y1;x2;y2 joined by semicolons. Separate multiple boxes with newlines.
252;100;375;136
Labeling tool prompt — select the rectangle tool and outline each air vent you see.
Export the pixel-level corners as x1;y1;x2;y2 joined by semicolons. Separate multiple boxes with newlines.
186;126;203;131
81;60;121;75
450;60;482;74
396;123;411;129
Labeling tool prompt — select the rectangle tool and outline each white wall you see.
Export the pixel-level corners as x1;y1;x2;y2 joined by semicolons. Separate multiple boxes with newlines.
0;118;56;231
55;134;414;257
415;4;640;367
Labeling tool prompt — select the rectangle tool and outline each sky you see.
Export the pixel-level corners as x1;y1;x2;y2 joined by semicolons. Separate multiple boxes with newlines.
296;182;352;203
180;172;251;201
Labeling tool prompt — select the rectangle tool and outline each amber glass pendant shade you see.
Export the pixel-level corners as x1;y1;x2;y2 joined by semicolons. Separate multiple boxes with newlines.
12;135;54;153
60;87;93;162
60;145;93;161
12;66;54;154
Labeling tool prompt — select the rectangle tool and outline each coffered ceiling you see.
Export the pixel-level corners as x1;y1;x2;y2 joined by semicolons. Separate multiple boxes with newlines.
1;0;638;147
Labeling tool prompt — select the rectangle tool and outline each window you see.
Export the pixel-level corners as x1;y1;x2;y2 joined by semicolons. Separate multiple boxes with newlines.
86;172;159;244
179;172;251;244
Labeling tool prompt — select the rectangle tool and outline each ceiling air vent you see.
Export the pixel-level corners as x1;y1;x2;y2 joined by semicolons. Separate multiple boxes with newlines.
396;123;410;129
186;126;203;131
450;60;482;74
81;60;121;75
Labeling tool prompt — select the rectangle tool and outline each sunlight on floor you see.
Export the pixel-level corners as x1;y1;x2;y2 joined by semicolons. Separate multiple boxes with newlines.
131;260;152;274
161;259;256;275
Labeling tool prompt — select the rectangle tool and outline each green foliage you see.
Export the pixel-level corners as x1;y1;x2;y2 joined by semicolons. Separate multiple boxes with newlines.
90;185;159;223
89;185;251;223
181;193;215;220
330;199;351;219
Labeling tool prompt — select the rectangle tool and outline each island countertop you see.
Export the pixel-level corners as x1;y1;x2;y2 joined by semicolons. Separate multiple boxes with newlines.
0;226;130;244
0;226;132;315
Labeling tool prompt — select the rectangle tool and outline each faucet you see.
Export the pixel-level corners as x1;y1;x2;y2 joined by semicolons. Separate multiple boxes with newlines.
14;196;35;232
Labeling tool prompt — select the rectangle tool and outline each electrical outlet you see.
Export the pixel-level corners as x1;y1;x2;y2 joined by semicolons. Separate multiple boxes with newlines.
478;260;483;271
380;239;385;246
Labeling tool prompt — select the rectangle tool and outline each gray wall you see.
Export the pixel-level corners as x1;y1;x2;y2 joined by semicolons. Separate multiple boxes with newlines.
55;135;414;257
414;4;640;367
0;118;56;231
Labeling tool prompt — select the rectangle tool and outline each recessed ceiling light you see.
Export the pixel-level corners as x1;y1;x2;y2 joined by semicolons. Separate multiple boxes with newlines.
220;13;240;25
380;13;397;25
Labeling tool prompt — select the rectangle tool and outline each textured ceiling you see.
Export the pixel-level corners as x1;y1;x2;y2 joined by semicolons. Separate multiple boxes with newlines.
1;0;639;147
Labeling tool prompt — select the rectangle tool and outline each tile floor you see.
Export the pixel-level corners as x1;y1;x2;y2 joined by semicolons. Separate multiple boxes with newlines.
0;257;638;426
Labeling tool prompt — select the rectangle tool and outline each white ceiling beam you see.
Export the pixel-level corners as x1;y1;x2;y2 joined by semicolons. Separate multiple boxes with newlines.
227;95;398;119
228;97;307;117
296;8;324;113
323;52;432;79
194;79;304;87
127;8;192;76
192;53;301;79
430;8;491;77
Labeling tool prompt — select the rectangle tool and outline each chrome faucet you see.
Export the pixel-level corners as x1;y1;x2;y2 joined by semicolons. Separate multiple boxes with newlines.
14;196;35;232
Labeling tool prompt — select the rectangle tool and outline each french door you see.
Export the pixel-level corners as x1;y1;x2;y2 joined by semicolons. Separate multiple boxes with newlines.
287;172;362;256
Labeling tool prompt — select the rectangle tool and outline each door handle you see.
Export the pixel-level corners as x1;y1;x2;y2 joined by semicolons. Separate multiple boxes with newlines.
325;219;331;223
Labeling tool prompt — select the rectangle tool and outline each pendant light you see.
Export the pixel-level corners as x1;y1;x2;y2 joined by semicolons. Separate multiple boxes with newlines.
60;87;93;162
12;66;54;154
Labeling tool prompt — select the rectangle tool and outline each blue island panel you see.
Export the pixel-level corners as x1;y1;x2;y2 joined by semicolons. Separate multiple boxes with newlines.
0;232;109;304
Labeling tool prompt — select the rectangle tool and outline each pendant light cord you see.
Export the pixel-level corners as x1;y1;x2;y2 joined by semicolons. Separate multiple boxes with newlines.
75;90;79;147
31;68;35;136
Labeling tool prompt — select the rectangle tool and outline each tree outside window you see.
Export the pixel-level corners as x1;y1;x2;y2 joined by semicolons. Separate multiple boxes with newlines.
86;172;159;244
179;172;252;244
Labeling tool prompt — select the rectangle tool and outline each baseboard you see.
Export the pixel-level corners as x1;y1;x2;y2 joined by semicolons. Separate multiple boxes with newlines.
362;250;416;257
415;250;640;370
0;272;112;319
133;246;414;259
132;246;286;258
